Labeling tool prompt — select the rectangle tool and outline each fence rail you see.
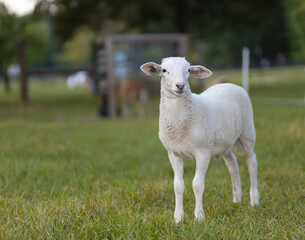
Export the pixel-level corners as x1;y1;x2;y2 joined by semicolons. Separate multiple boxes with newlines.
28;66;93;76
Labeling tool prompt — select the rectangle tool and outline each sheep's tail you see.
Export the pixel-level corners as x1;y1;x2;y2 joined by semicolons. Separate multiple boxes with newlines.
234;139;245;155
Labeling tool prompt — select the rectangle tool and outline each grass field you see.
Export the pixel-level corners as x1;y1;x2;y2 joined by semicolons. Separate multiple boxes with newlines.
0;66;304;239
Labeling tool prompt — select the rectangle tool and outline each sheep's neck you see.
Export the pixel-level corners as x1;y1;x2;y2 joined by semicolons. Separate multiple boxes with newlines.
160;90;193;124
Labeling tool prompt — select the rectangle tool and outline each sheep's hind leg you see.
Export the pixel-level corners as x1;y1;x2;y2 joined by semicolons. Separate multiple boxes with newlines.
223;151;242;203
241;138;259;206
246;150;259;206
168;151;185;223
193;151;211;221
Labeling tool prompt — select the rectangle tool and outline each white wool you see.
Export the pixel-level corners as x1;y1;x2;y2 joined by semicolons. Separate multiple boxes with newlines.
159;83;255;158
140;57;259;223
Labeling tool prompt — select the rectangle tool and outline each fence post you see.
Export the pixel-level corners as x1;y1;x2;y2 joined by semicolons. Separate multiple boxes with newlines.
106;36;117;118
18;39;28;103
242;47;250;93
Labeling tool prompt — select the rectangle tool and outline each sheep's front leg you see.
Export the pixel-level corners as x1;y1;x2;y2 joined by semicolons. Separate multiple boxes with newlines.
168;151;184;223
193;151;211;221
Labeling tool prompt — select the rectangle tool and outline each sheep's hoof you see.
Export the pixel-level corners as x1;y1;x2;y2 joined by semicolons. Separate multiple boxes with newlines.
174;211;184;224
250;188;259;206
233;191;243;203
194;210;205;221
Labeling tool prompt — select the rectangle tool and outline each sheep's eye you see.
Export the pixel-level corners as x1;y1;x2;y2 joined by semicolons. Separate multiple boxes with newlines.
188;69;191;72
162;69;167;73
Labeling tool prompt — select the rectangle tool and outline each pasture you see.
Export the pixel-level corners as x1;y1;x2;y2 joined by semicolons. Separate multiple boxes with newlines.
0;67;304;239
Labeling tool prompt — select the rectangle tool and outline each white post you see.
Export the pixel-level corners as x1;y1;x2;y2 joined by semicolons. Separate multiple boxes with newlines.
242;47;250;93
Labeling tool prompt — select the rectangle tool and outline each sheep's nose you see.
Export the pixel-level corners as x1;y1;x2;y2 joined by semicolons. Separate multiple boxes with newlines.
176;84;185;90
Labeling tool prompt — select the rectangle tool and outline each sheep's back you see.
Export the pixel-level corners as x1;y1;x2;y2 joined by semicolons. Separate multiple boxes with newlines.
200;83;252;113
198;83;254;155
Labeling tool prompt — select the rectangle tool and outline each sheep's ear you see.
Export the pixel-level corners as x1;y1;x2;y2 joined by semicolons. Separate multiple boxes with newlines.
140;62;162;76
189;65;213;79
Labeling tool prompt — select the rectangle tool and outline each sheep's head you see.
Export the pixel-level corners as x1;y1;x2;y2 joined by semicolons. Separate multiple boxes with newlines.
140;57;212;97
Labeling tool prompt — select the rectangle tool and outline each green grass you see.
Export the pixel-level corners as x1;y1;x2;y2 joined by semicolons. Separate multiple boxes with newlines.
0;67;304;239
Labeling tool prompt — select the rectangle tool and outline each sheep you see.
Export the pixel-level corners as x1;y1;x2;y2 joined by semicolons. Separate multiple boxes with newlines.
140;57;259;223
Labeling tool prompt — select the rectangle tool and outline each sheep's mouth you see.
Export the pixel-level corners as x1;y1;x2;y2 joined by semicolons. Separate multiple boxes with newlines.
174;90;184;95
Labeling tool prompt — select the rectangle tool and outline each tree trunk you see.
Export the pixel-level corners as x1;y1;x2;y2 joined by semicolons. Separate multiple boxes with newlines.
18;39;28;103
3;72;10;92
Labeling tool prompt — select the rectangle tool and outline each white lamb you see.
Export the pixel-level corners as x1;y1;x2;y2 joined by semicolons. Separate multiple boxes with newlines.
140;57;259;223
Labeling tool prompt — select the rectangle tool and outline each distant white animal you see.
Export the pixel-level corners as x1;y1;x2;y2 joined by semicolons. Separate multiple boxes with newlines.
67;71;91;89
7;64;20;79
141;57;259;223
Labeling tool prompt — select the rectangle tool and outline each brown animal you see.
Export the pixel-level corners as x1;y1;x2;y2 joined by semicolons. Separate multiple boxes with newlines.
205;76;229;90
118;79;148;118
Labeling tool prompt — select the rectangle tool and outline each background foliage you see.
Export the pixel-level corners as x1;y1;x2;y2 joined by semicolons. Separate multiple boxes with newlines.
0;0;304;78
34;0;305;66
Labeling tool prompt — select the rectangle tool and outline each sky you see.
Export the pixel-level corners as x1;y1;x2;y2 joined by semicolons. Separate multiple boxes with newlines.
0;0;36;16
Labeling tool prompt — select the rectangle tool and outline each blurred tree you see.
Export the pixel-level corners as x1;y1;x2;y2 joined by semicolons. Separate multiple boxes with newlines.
0;3;61;93
0;3;18;91
35;0;302;66
35;0;109;42
23;19;54;67
55;26;95;66
284;0;305;62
